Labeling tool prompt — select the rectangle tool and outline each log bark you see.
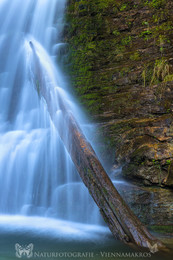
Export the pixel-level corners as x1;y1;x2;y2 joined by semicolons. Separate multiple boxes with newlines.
56;107;165;250
30;42;167;251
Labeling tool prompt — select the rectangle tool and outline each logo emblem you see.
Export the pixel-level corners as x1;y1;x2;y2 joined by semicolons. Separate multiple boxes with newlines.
15;243;34;258
146;242;158;253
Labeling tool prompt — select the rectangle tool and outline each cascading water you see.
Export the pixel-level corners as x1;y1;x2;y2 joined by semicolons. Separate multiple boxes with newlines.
0;0;101;225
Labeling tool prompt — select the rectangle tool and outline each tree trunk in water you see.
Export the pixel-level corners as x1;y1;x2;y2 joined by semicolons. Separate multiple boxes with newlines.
57;107;165;251
30;43;167;251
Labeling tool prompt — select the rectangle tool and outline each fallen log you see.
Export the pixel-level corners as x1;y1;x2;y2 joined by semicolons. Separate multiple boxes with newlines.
56;106;165;251
29;42;167;251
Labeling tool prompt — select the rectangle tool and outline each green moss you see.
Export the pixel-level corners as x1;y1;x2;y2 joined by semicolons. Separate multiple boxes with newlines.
140;29;152;41
63;0;173;187
145;0;166;9
166;160;171;165
121;36;132;46
149;225;173;234
150;58;170;85
64;0;138;115
164;74;173;82
130;51;140;61
120;4;128;12
112;30;120;36
64;0;173;121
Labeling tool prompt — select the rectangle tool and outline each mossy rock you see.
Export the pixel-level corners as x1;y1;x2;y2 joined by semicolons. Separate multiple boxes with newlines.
64;0;173;186
148;225;173;234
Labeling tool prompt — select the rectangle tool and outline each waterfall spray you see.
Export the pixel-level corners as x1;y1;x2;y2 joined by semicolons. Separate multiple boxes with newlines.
0;0;100;224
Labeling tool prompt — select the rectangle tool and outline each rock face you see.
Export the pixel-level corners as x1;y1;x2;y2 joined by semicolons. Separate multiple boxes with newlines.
115;181;173;225
63;0;173;187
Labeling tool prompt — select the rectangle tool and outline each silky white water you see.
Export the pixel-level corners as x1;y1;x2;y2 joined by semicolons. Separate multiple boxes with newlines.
0;0;101;225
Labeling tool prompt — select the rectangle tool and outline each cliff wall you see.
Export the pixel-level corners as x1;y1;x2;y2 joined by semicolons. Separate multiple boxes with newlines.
63;0;173;187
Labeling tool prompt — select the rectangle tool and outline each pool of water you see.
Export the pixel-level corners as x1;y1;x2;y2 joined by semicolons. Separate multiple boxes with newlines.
0;215;172;260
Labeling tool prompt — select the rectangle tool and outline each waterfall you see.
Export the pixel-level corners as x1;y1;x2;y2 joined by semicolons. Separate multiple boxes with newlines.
0;0;100;224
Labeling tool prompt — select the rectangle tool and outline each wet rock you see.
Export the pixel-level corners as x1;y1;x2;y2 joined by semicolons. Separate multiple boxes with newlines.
143;180;152;186
114;181;173;225
65;0;173;187
164;161;173;188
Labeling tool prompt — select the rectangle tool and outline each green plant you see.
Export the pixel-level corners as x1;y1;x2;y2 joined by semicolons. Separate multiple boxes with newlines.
112;30;120;36
145;0;166;9
150;58;170;85
166;160;171;165
142;21;149;26
164;74;173;82
120;4;128;11
153;11;165;24
121;36;132;46
140;29;152;41
130;52;140;61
